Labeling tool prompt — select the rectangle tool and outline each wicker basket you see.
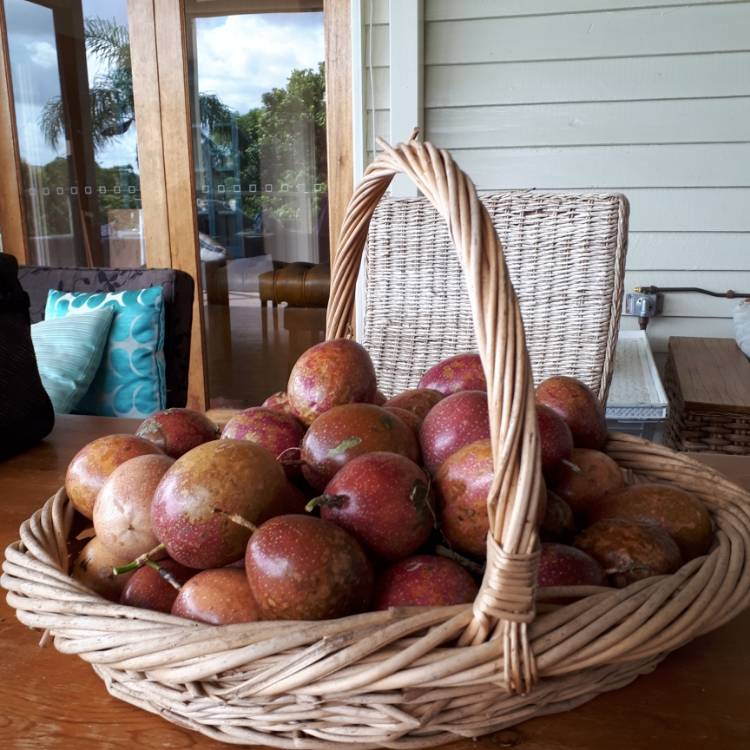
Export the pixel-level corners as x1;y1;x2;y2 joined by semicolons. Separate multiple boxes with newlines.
3;141;750;748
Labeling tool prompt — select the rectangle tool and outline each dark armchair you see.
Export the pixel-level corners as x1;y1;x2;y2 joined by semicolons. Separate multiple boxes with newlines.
18;266;194;408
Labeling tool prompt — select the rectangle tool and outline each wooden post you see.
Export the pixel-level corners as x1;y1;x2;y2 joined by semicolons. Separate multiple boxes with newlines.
128;0;171;270
0;0;29;264
157;0;208;411
324;0;354;256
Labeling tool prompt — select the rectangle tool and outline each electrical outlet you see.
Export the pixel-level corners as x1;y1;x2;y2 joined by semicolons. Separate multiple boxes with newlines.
624;291;663;320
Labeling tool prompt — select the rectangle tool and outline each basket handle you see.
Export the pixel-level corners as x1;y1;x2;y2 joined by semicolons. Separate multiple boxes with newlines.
326;139;543;693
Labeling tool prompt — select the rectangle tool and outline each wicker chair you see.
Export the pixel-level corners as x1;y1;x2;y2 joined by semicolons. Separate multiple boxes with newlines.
362;192;628;401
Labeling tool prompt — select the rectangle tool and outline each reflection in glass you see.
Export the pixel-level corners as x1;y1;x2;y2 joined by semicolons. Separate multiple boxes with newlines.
5;0;143;267
187;6;329;407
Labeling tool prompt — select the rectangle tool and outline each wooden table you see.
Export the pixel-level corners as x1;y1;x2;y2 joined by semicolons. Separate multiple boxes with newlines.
666;337;750;454
1;415;749;749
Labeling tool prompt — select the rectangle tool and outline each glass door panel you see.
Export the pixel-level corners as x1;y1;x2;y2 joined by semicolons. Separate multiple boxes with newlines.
4;0;144;267
185;2;329;408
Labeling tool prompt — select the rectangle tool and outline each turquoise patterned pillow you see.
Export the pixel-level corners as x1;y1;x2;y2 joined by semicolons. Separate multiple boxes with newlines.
45;287;166;418
31;308;114;414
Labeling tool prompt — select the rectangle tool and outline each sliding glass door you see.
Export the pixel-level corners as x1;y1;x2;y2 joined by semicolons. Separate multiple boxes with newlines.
3;0;145;268
0;0;351;410
185;1;330;408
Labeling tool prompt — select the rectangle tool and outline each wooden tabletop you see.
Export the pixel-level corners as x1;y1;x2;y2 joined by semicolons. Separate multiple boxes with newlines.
668;337;750;414
1;415;749;749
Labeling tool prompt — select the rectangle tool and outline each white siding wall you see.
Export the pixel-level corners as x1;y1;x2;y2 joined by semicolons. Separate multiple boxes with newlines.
358;0;750;357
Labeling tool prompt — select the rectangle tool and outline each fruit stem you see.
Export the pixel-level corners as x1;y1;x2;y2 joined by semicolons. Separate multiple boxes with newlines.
436;545;485;576
213;508;257;532
561;459;582;474
144;560;182;591
305;494;347;512
410;478;436;527
112;542;165;576
276;446;302;463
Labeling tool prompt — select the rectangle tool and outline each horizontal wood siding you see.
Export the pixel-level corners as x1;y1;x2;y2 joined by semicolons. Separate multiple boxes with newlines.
426;0;739;20
427;98;750;148
426;52;750;107
425;4;750;64
451;144;750;188
425;0;750;354
627;233;748;270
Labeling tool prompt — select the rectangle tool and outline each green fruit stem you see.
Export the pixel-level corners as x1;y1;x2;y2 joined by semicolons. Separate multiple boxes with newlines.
112;542;165;576
305;494;346;512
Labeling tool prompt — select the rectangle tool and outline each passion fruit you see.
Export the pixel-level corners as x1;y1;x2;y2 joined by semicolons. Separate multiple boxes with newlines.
135;408;219;459
287;339;377;425
575;518;682;588
419;390;490;475
536;376;608;450
549;448;624;516
72;536;134;602
120;558;196;613
221;407;306;480
418;353;486;395
588;483;713;560
434;439;492;558
93;453;174;561
315;452;434;561
538;543;606;588
383;388;444;424
171;568;261;624
150;440;286;569
375;554;479;609
300;403;418;489
245;514;372;621
65;434;163;519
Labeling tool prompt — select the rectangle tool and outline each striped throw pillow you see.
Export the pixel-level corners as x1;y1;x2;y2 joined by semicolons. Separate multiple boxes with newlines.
30;308;114;414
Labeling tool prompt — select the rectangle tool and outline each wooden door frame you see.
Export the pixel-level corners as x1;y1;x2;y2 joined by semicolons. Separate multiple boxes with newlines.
0;0;29;263
324;0;354;252
137;0;353;408
129;0;209;411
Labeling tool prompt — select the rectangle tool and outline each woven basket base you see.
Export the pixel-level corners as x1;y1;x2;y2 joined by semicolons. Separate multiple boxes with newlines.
93;657;664;748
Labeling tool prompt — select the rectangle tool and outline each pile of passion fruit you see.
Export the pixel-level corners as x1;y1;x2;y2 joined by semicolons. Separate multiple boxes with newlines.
66;340;714;625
